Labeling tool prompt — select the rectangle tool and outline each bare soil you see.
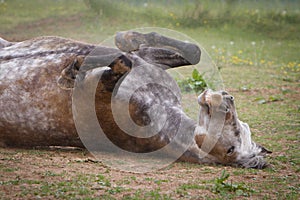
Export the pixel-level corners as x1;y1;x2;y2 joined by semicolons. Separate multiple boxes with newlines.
0;146;293;200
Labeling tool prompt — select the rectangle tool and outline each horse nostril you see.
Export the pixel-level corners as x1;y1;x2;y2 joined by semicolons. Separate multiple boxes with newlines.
225;106;230;113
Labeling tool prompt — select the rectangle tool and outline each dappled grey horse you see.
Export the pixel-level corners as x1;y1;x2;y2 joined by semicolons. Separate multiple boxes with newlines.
0;31;271;168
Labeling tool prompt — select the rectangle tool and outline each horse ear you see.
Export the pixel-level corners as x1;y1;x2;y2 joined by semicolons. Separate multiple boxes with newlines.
257;144;272;155
210;93;223;107
205;92;226;137
198;90;223;107
197;90;226;137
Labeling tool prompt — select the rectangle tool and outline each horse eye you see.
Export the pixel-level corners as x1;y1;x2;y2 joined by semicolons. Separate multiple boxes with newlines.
227;146;235;155
222;91;228;95
225;107;230;113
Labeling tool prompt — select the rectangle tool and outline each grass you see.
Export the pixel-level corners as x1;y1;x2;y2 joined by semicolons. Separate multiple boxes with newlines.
212;170;254;197
0;0;299;199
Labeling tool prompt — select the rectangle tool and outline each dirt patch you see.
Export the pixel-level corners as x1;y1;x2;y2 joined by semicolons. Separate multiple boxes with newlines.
0;146;298;199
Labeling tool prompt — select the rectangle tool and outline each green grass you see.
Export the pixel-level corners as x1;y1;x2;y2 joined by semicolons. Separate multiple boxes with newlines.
212;170;254;197
0;0;299;199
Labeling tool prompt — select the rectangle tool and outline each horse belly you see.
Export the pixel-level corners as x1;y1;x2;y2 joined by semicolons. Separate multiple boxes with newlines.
0;55;80;147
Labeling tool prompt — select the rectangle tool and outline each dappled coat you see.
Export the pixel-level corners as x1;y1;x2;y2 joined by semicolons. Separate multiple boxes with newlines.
0;31;270;169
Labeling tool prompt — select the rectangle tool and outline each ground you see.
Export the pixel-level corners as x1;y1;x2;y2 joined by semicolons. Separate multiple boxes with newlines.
0;1;299;199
